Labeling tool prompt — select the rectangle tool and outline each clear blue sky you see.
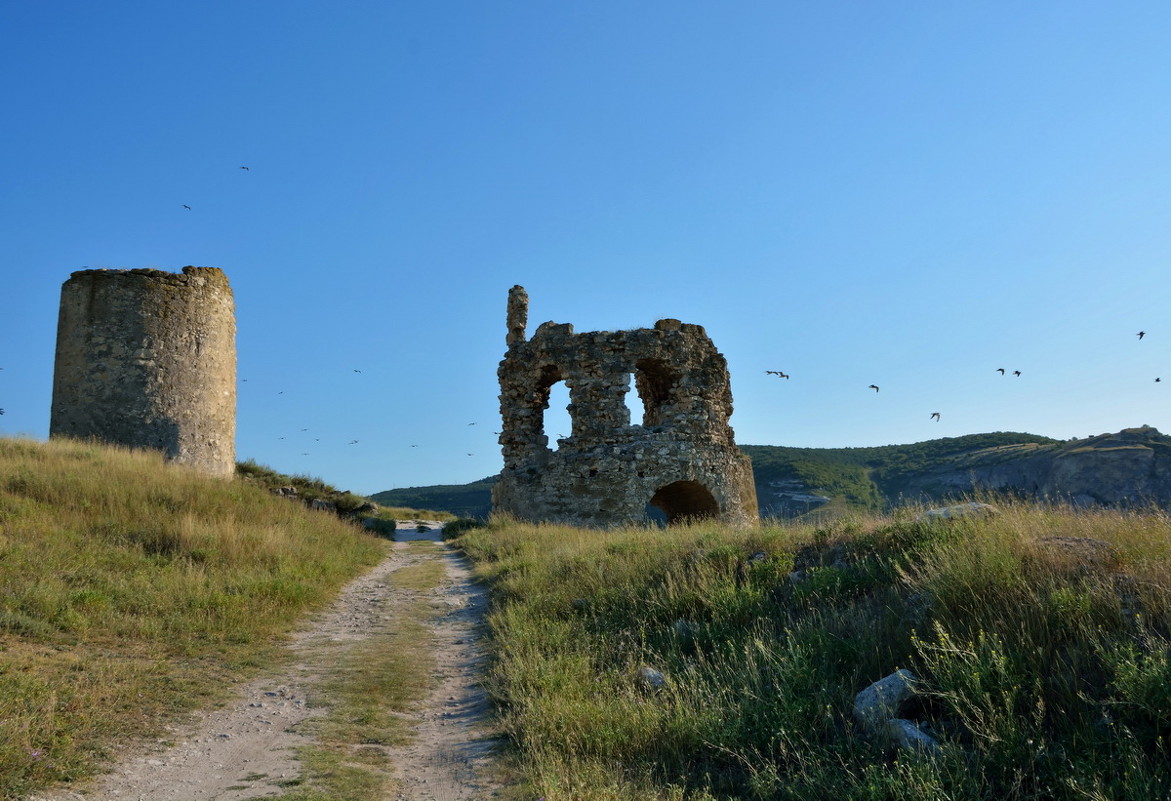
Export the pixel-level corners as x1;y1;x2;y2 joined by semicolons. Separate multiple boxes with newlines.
3;1;1170;496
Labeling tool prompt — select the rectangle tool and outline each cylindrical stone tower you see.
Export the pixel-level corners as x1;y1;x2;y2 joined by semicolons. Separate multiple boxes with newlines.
50;266;237;478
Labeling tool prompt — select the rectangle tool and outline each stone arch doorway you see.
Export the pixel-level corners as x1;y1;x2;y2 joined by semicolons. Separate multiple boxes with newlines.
649;480;720;526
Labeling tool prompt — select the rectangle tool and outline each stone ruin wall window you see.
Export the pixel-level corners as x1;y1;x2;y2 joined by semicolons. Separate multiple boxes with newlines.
535;364;571;450
634;357;681;428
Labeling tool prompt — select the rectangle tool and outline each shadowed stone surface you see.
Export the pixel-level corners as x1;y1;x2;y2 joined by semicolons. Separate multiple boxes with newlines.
493;285;757;527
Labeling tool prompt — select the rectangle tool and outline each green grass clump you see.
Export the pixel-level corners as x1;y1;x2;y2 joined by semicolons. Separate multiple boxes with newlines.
0;437;388;799
450;505;1171;800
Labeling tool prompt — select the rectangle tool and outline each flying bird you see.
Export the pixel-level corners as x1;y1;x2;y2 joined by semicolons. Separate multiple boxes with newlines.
868;385;880;392
349;440;359;445
930;412;941;421
1156;378;1162;383
0;409;5;415
1013;371;1022;377
765;370;789;378
1138;331;1146;340
240;166;250;171
353;369;361;373
182;204;191;210
468;422;477;426
996;368;1006;375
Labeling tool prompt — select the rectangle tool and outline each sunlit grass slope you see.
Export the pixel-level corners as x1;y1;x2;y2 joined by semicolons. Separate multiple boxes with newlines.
0;437;387;799
451;505;1171;801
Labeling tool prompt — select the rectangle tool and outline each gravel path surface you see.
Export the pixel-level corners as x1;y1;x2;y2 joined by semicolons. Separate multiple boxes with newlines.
30;522;504;801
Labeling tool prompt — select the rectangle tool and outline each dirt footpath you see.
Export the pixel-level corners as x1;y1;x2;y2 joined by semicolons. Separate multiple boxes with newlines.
31;523;503;801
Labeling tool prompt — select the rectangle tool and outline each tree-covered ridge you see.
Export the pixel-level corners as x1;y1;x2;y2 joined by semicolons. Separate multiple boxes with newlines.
371;433;1065;519
370;475;498;518
745;432;1060;513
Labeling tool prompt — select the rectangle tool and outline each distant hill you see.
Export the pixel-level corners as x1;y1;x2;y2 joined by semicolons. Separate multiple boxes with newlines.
370;476;498;519
370;428;1171;519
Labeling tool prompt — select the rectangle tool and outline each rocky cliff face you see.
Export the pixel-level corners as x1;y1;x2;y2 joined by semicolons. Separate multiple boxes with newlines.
891;426;1171;509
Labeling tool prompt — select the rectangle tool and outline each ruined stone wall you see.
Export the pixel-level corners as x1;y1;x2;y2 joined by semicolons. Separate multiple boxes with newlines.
50;267;237;478
494;285;758;527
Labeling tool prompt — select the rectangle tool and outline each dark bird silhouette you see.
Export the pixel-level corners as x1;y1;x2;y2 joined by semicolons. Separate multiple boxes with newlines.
869;384;880;392
1013;370;1022;377
353;369;361;373
996;368;1006;375
0;409;5;415
467;453;474;456
931;412;941;421
1156;378;1162;383
765;370;789;378
468;422;477;426
1138;331;1146;340
182;204;191;210
240;166;250;171
349;440;359;445
410;444;418;447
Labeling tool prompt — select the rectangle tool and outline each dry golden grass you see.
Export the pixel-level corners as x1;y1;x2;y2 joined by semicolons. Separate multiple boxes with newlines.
0;436;388;799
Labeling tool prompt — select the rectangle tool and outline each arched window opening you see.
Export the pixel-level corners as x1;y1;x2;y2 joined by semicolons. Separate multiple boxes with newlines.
625;372;647;426
635;358;679;428
648;480;720;526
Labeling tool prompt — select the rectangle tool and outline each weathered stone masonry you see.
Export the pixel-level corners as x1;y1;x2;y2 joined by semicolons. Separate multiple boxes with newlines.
494;285;758;526
50;267;237;478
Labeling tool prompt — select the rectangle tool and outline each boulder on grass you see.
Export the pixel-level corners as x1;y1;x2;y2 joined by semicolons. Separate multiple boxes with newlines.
854;669;919;730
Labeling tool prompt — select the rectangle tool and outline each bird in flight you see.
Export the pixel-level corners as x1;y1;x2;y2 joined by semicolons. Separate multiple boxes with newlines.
996;368;1006;375
1138;331;1146;340
765;370;789;378
0;409;5;415
1013;370;1022;377
349;440;359;445
182;204;191;210
240;166;250;171
930;412;941;421
1156;378;1162;383
868;385;880;392
468;422;477;426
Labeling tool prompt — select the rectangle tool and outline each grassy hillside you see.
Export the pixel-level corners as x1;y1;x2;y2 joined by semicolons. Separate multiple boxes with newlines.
450;505;1171;800
0;437;389;798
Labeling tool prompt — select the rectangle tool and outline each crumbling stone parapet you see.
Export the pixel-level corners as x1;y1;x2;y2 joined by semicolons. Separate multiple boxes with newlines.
494;287;757;527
